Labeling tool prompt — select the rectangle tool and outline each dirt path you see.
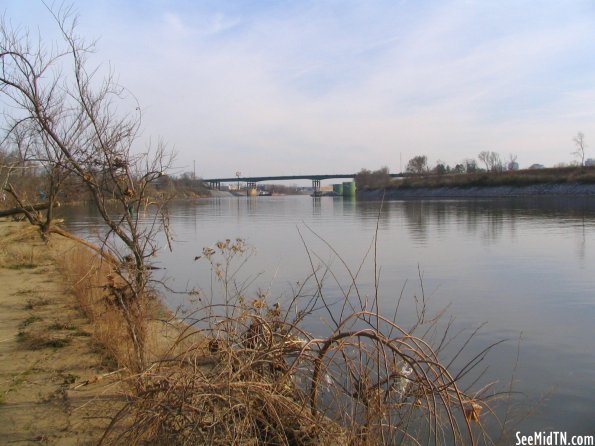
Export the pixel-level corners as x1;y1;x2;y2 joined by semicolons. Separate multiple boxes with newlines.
0;220;121;445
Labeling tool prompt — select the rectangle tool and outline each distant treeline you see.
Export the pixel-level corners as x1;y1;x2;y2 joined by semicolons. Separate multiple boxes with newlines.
0;150;210;209
355;165;595;191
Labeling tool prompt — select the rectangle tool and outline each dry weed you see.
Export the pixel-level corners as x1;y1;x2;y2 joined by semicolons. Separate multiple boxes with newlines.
100;238;509;445
54;244;147;369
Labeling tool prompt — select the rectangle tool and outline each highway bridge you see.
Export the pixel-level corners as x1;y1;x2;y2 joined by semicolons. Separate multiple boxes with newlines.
203;173;405;192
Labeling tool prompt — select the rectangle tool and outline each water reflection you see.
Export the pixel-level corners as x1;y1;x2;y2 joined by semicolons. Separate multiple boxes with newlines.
370;197;595;248
312;197;321;215
578;216;587;264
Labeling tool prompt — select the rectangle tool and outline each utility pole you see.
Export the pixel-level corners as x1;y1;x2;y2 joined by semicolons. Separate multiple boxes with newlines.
193;160;196;180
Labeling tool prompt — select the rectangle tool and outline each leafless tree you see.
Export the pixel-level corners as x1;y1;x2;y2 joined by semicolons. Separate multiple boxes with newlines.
1;122;71;230
406;155;428;174
572;132;586;167
478;151;490;171
478;151;503;172
488;151;503;172
0;5;173;369
0;145;17;205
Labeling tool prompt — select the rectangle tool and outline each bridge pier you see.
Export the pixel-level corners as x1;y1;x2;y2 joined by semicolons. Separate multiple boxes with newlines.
312;179;320;194
246;181;257;196
207;180;221;190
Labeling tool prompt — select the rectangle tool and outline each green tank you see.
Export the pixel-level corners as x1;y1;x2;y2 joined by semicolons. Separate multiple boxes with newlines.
333;183;343;195
342;181;356;197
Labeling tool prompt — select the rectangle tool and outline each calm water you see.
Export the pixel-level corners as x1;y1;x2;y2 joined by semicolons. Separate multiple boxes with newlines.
61;196;595;435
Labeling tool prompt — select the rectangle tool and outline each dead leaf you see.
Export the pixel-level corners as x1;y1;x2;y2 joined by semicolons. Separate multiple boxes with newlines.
464;400;482;422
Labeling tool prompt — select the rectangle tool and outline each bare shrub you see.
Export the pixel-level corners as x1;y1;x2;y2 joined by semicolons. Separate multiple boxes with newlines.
102;236;508;445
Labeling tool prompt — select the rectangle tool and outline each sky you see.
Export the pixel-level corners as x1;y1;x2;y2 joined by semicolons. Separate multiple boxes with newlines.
3;0;595;178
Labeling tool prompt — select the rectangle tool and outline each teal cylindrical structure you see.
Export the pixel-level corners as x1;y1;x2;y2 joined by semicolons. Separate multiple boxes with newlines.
342;181;356;197
333;183;343;195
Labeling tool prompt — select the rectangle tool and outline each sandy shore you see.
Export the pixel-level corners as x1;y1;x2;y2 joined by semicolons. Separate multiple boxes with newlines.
0;219;121;445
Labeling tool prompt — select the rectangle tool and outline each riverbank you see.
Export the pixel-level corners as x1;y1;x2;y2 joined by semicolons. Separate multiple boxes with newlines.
358;181;595;199
0;219;123;444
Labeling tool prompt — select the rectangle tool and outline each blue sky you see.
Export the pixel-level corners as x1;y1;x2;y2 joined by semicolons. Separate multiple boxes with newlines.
4;1;595;177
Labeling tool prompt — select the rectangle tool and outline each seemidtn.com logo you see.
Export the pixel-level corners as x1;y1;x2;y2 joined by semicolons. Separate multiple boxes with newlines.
516;431;594;446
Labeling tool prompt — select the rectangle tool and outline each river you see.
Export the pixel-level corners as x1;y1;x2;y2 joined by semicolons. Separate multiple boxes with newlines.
60;195;595;436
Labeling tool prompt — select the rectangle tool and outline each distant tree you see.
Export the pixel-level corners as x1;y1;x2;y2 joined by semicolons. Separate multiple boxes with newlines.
488;152;503;172
262;184;303;195
453;164;465;174
434;162;447;175
406;155;428;174
478;151;503;172
178;172;196;186
572;132;587;167
465;159;478;173
478;151;490;170
354;166;391;189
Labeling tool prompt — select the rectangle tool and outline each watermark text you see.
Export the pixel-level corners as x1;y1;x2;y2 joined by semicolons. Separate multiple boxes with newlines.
516;431;594;446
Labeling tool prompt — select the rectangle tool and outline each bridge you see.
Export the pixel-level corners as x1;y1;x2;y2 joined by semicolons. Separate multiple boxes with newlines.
202;173;405;194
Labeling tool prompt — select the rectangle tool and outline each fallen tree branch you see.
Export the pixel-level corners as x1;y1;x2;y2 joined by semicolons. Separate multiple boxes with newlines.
0;202;57;218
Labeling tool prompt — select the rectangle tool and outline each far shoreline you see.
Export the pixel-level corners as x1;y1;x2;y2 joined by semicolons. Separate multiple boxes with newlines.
357;182;595;200
202;183;595;200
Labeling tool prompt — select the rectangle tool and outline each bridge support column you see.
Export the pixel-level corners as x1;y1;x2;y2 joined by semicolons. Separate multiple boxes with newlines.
312;179;320;195
246;181;257;196
207;180;221;190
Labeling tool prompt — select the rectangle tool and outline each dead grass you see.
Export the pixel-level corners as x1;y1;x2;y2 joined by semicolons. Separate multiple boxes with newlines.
0;241;40;270
53;244;146;369
19;315;42;327
393;166;595;190
51;238;180;372
4;262;38;270
14;311;74;351
23;296;50;309
48;321;76;330
16;324;72;350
